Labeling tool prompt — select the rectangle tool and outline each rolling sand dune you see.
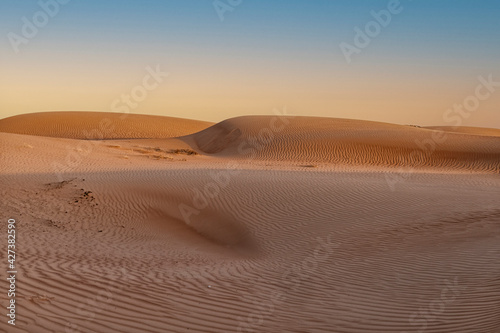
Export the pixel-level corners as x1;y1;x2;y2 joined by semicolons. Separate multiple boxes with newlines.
0;112;213;139
425;126;500;137
189;116;500;173
1;112;499;333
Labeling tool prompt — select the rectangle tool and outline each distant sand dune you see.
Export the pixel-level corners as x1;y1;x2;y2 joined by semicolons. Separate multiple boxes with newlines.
189;116;500;173
0;111;213;139
425;126;500;137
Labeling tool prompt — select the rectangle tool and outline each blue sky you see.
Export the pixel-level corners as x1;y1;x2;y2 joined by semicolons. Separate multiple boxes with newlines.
1;0;499;127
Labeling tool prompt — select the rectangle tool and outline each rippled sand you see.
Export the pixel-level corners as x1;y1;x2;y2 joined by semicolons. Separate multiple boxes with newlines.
1;112;499;333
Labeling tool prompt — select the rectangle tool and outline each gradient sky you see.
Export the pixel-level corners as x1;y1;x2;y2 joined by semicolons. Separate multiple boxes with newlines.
1;0;499;127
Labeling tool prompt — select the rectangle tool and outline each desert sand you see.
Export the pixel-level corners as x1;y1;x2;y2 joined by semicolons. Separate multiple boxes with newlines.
0;112;499;333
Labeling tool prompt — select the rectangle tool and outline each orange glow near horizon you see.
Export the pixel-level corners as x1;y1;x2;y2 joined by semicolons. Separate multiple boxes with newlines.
1;1;499;128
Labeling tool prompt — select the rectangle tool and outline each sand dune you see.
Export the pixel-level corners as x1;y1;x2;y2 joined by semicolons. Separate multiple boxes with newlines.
189;116;500;173
425;126;500;137
0;111;213;139
1;112;499;333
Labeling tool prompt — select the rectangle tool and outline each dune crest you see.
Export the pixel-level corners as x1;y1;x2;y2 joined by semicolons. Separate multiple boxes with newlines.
425;126;500;137
0;111;213;139
189;115;500;173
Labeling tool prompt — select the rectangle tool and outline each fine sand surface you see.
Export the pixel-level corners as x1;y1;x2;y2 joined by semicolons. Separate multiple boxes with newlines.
0;112;499;333
0;112;213;139
425;126;500;138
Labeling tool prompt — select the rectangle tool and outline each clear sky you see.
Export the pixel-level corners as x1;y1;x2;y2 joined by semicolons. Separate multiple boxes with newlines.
1;0;499;127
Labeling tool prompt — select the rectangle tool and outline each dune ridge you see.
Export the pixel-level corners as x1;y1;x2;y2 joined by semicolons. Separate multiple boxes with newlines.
425;126;500;137
189;116;500;173
0;111;213;139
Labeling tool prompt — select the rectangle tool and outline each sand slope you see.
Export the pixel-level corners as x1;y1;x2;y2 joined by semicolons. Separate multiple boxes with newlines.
189;116;500;173
1;112;499;333
0;112;213;139
425;126;500;137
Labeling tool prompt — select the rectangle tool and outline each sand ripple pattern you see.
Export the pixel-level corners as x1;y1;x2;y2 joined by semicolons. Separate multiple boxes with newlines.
192;116;500;173
0;113;499;332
